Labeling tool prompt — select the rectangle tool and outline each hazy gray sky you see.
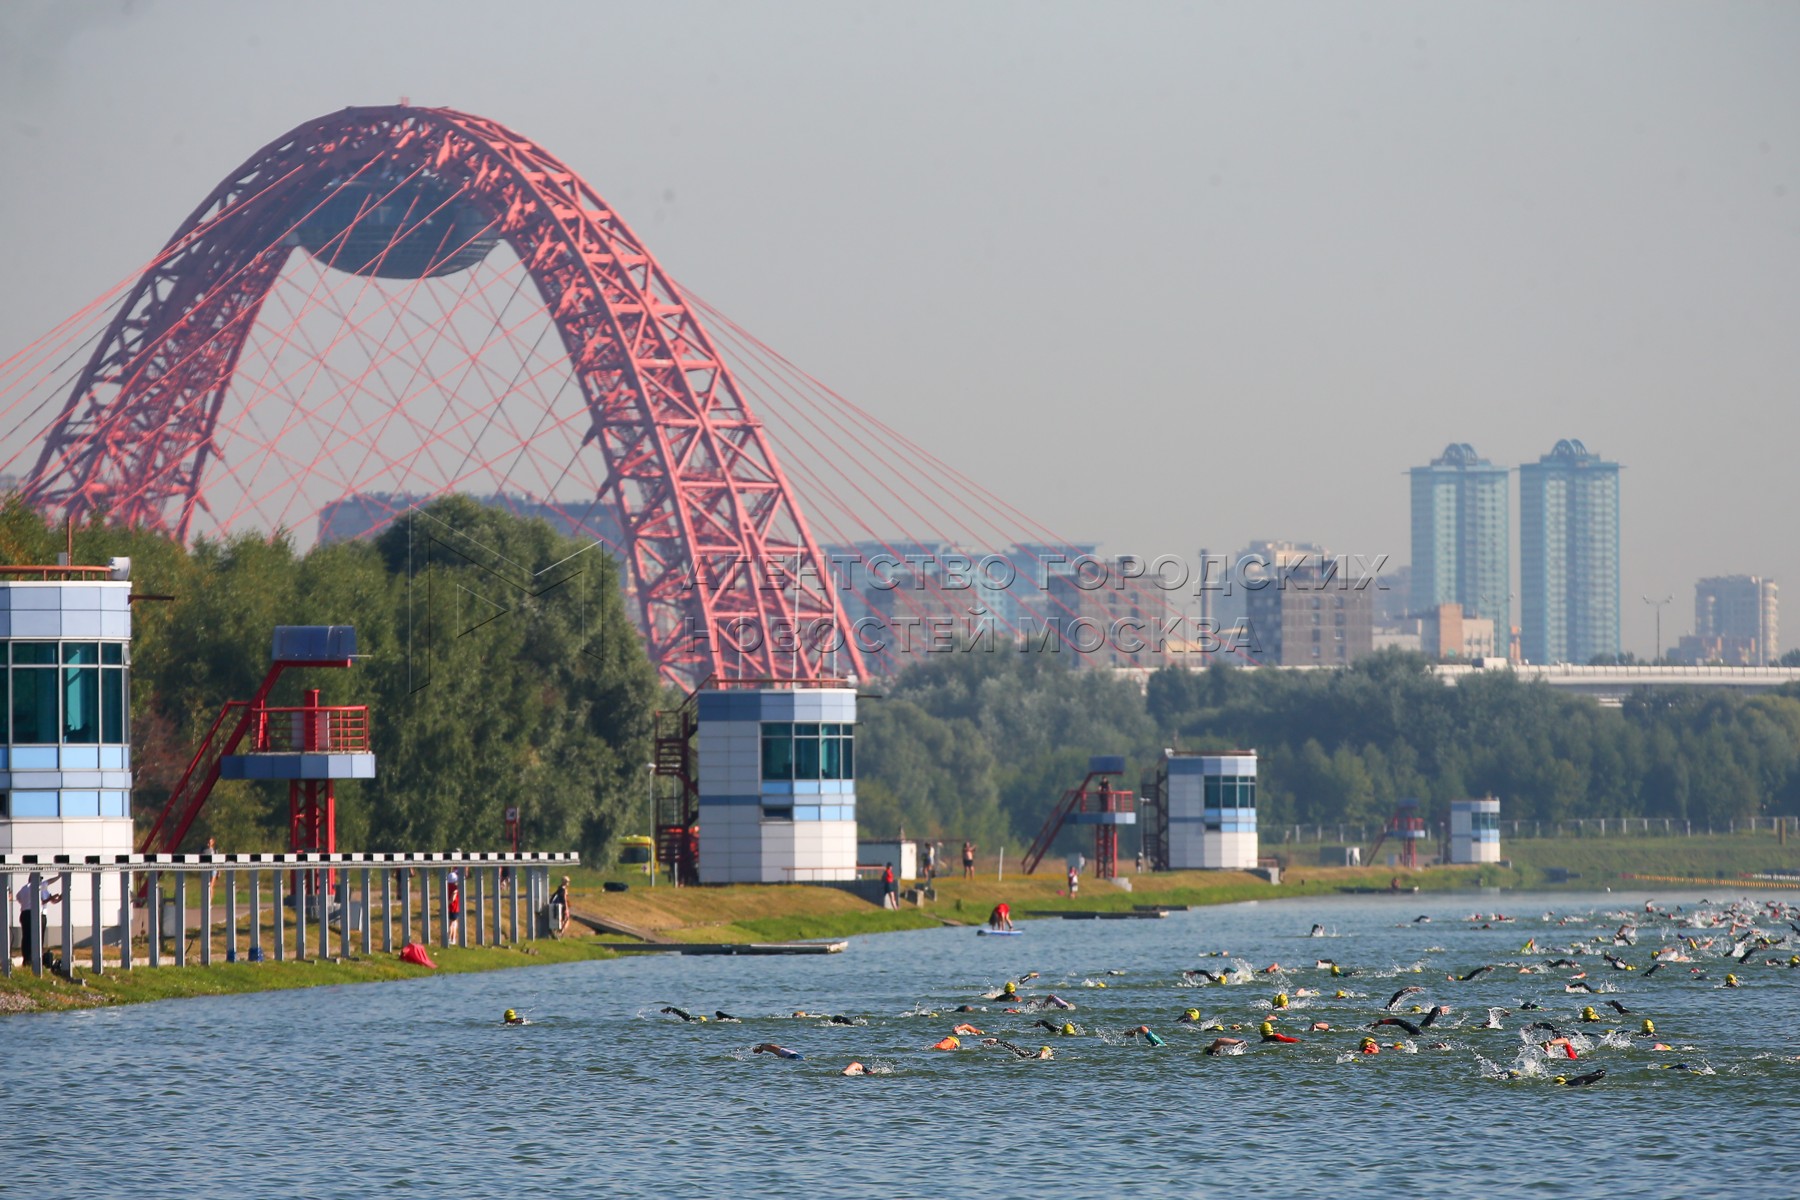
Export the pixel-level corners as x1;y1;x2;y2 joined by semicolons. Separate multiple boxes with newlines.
2;0;1796;655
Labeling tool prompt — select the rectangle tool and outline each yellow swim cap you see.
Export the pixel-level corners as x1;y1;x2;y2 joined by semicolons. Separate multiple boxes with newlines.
1061;1022;1076;1036
1004;981;1017;992
504;1009;516;1021
1334;989;1348;999
1259;1021;1275;1036
1726;974;1739;985
1185;1008;1201;1021
1273;992;1289;1008
1641;1019;1655;1035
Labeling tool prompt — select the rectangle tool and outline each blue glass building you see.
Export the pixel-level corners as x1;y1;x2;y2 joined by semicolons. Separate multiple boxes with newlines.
1409;443;1510;633
1520;439;1621;664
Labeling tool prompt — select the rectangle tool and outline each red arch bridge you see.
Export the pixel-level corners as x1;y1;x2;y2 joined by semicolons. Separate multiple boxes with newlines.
1;105;1181;685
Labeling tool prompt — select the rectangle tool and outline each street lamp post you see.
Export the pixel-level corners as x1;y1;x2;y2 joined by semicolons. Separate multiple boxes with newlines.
1643;595;1673;664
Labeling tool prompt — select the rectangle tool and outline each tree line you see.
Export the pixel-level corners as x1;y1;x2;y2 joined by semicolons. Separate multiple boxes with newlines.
0;496;660;859
7;494;1797;861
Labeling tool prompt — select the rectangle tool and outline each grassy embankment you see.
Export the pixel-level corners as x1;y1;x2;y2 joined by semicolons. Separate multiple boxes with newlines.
8;831;1794;1014
0;937;616;1015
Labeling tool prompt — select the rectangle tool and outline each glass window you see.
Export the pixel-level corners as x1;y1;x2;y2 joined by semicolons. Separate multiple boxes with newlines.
63;643;99;665
794;725;821;780
64;663;99;743
61;790;100;818
820;729;842;780
12;643;55;665
841;732;854;781
100;790;130;818
761;723;794;781
762;804;793;821
9;790;58;817
102;669;126;743
102;643;123;665
12;666;58;743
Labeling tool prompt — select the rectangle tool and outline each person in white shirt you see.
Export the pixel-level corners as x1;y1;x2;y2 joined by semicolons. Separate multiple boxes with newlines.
16;879;62;968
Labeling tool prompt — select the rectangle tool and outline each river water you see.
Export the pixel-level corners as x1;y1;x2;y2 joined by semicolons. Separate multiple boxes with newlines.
3;890;1796;1198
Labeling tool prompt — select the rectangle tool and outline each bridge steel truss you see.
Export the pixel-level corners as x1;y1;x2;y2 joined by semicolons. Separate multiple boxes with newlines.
21;105;861;686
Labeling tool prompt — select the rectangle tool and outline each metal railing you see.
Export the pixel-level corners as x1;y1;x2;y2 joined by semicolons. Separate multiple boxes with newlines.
250;705;370;753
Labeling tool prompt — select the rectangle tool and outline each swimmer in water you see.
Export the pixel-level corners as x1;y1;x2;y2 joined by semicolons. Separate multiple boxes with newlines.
502;1008;527;1025
1371;1016;1421;1036
1310;924;1326;937
1579;1006;1602;1023
1451;965;1495;982
1258;1021;1300;1044
981;1038;1052;1060
1385;985;1425;1011
827;1015;857;1026
753;1043;803;1060
1555;1068;1606;1087
1204;1037;1245;1056
714;1011;742;1022
1359;1036;1380;1055
1603;1000;1630;1015
660;1006;706;1023
952;1023;984;1036
1176;1008;1205;1025
1125;1026;1167;1046
1183;968;1224;984
841;1062;867;1076
1723;973;1741;988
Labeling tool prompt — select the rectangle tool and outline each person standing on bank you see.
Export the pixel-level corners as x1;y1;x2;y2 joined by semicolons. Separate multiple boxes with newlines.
446;870;462;942
550;875;572;934
963;841;976;879
882;864;898;909
16;877;62;969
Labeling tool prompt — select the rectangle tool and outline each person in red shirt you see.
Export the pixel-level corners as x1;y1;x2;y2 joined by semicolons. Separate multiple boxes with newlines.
988;902;1013;931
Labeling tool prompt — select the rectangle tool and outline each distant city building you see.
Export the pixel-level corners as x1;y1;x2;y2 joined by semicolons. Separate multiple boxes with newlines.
1242;557;1374;666
1371;563;1414;626
1519;439;1621;664
1421;603;1496;661
1673;575;1779;666
1200;540;1330;637
1410;443;1510;637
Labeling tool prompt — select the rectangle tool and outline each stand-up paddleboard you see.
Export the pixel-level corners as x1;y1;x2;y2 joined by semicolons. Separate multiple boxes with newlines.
977;927;1023;936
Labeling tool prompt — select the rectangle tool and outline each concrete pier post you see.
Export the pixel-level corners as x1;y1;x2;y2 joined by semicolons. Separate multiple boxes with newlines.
1;871;11;977
361;868;373;955
318;870;330;961
174;871;188;968
60;870;74;974
28;870;45;977
225;868;238;963
380;869;393;954
119;869;132;971
508;866;520;944
91;870;104;975
457;869;469;949
294;871;306;960
420;870;432;947
472;869;485;946
147;871;160;969
274;871;286;962
250;872;262;961
492;867;503;946
401;871;413;946
201;867;214;968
